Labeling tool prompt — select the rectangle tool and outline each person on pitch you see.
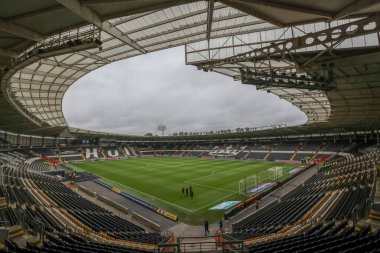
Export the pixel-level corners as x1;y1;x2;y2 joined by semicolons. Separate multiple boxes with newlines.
204;219;209;236
182;187;184;196
219;218;223;232
185;187;188;196
190;190;193;199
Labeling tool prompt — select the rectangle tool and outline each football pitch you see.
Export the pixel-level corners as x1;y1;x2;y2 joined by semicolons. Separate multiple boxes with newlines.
71;157;296;225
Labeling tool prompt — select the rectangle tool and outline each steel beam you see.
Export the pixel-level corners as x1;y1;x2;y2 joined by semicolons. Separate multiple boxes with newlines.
0;48;18;57
206;0;215;41
136;20;265;43
75;50;111;63
334;0;378;19
235;0;333;18
220;0;284;27
9;77;71;87
279;93;326;100
123;4;228;34
18;69;77;80
292;101;330;106
56;0;147;53
0;19;43;41
11;88;65;94
6;5;64;22
39;59;89;72
103;0;199;21
197;15;380;69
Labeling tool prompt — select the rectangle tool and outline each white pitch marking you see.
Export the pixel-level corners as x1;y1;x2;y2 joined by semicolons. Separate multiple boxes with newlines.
184;181;235;194
95;176;197;213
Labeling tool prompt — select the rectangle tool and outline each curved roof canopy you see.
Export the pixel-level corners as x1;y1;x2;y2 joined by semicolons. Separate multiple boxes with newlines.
0;0;380;137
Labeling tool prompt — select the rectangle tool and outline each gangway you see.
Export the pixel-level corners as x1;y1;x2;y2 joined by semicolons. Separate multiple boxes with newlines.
156;235;246;253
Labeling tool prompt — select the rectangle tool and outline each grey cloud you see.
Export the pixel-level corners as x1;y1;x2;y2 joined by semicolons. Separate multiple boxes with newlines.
63;46;307;135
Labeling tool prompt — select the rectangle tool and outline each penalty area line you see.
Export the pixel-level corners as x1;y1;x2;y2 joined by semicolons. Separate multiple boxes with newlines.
183;181;235;194
95;176;197;213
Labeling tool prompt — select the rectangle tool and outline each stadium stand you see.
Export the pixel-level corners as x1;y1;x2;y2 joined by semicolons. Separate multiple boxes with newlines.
232;152;378;248
24;158;54;172
274;142;299;151
0;141;378;252
267;152;293;161
246;152;268;160
0;161;166;250
0;0;380;251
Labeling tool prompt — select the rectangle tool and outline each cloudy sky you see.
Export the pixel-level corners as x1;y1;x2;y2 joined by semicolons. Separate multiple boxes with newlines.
63;46;307;136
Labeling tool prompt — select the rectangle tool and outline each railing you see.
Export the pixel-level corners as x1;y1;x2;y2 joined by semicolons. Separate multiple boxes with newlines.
240;67;336;91
4;25;101;73
16;209;26;231
351;160;378;225
0;221;9;228
31;217;45;245
1;25;102;127
156;235;245;253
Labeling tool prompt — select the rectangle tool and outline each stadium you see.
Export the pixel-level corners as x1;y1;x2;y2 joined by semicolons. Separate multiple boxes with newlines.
0;0;380;252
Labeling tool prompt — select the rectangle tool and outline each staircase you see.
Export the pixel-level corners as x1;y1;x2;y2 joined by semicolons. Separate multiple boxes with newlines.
264;148;272;160
290;143;302;160
310;145;322;160
0;197;7;210
356;210;380;233
356;164;380;232
243;150;251;159
8;226;24;240
56;150;63;163
368;210;380;226
80;152;86;161
100;148;107;159
374;175;380;205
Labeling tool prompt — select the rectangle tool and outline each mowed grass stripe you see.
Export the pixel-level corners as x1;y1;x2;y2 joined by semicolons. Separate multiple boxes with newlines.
73;157;295;225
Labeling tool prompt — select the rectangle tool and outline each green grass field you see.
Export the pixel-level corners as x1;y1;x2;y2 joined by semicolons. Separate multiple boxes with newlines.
71;157;295;225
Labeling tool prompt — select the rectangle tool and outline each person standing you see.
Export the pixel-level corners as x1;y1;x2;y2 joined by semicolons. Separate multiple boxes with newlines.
219;218;223;232
182;187;184;196
185;188;188;196
190;190;193;199
204;219;209;236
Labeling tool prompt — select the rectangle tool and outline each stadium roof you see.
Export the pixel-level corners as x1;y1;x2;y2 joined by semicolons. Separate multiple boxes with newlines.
0;0;380;138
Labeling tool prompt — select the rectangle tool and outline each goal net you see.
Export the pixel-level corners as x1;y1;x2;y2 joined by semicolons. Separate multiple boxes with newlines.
268;166;283;181
238;175;262;196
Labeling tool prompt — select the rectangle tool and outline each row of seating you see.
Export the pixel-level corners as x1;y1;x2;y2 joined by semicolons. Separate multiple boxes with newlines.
248;221;380;253
230;151;379;253
2;232;151;253
0;162;166;250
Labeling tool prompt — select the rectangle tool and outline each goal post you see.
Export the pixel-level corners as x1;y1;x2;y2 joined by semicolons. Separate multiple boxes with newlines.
238;166;284;197
238;175;262;196
267;166;283;181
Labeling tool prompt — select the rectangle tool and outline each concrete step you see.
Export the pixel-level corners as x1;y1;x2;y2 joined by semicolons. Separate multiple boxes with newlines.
356;220;379;234
368;210;380;221
8;226;24;240
0;203;7;210
365;219;380;230
369;214;380;221
355;221;367;231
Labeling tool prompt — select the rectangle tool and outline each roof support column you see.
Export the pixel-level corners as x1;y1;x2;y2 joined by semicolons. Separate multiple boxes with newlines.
206;0;214;41
56;0;147;53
